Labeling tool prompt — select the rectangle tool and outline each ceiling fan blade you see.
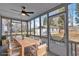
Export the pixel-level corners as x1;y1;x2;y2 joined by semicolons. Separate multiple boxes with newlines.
10;9;21;12
25;13;30;16
26;12;34;14
0;9;19;14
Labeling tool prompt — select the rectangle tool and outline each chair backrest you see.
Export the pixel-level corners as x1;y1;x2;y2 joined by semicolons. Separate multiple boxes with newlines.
8;47;21;56
37;44;48;56
8;39;21;56
2;39;9;46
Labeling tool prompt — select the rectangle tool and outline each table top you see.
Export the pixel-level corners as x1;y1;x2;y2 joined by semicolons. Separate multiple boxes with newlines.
16;38;39;47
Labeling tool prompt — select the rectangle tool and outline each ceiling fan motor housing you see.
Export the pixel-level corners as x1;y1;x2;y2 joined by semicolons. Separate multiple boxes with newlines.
21;10;26;13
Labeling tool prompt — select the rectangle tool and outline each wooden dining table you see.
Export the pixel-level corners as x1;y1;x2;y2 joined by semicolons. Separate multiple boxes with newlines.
15;38;39;56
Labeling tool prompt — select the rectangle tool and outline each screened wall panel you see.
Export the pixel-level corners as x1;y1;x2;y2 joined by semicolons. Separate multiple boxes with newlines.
2;18;11;36
22;22;27;37
31;20;34;35
28;21;31;35
41;14;47;37
68;3;79;56
35;17;40;36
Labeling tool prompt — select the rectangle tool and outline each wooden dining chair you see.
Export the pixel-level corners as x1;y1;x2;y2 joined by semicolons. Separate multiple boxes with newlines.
36;44;48;56
30;44;48;56
0;39;9;56
8;39;21;56
8;47;21;56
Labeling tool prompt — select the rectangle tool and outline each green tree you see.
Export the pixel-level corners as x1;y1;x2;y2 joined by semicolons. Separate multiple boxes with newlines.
75;4;79;25
58;15;64;33
76;4;79;16
49;19;56;27
43;17;47;26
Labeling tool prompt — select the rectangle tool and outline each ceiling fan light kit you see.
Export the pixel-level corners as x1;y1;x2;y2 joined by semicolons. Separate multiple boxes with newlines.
21;12;26;16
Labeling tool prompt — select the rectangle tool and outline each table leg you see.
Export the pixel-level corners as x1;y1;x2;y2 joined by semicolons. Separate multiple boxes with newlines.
21;47;24;56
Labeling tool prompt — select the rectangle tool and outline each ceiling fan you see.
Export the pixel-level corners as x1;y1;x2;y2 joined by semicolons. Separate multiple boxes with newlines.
10;6;34;16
